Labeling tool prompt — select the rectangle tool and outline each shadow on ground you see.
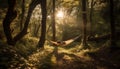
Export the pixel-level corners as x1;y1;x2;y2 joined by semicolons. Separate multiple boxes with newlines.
37;46;120;69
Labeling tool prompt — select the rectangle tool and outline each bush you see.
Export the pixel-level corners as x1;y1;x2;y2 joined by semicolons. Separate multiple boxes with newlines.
15;37;38;58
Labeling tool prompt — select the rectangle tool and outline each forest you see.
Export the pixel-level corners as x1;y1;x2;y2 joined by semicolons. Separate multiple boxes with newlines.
0;0;120;69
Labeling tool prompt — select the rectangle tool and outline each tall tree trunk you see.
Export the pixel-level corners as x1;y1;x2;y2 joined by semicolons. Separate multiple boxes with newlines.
82;0;87;47
13;0;39;42
38;0;47;48
89;0;94;35
34;15;42;37
3;0;40;45
52;0;56;41
20;0;25;30
46;23;52;33
34;23;41;37
109;0;116;51
14;0;41;39
3;0;17;45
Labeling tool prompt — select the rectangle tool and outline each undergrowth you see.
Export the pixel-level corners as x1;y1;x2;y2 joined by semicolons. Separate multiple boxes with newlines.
0;39;120;69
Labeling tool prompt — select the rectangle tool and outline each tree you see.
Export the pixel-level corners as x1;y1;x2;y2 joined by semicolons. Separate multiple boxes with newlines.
20;0;25;30
81;0;88;47
3;0;40;45
37;0;47;48
52;0;56;41
109;0;116;51
3;0;17;45
89;0;95;35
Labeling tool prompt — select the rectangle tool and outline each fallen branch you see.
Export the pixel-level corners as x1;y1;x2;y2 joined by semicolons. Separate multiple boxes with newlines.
87;32;120;41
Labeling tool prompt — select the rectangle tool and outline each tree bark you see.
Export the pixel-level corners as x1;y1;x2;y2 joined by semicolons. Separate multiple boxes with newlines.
109;0;117;51
20;0;25;30
89;0;94;35
52;0;56;41
34;23;41;37
82;0;87;47
37;0;47;48
13;0;39;42
3;0;40;45
3;0;17;45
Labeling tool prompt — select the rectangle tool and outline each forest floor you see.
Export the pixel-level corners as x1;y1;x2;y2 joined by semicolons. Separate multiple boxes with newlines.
0;41;120;69
24;44;120;69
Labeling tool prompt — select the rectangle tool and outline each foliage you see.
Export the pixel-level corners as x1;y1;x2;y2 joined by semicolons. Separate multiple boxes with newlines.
15;37;38;57
0;43;25;69
0;0;120;69
0;37;39;68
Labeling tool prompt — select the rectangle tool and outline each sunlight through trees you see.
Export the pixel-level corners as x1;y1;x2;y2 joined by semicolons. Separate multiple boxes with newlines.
56;10;64;18
0;0;120;69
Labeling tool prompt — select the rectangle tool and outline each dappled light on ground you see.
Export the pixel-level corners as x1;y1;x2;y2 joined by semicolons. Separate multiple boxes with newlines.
0;39;120;69
14;44;119;69
0;42;120;69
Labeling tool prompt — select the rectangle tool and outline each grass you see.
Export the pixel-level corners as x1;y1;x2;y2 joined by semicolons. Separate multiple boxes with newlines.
0;39;120;69
15;37;38;58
